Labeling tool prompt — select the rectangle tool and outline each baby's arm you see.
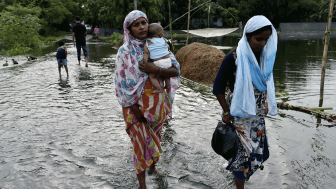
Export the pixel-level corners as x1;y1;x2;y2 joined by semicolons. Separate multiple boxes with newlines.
143;43;149;63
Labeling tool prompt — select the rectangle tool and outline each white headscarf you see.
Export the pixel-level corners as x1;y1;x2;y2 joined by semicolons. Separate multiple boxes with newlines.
230;15;278;118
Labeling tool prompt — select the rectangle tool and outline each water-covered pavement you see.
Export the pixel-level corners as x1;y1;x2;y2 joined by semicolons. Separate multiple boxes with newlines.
0;33;336;189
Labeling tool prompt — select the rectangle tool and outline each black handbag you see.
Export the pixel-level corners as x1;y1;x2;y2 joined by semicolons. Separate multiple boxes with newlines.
211;122;239;161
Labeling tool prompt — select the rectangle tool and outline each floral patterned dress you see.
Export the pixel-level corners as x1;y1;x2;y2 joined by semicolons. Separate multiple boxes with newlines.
122;80;171;174
225;88;270;179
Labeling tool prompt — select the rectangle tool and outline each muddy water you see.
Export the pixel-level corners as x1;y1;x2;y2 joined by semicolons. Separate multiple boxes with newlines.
0;33;335;189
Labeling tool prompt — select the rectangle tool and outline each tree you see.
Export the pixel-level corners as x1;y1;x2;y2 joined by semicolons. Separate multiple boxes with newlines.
81;0;163;29
0;4;42;55
0;0;81;34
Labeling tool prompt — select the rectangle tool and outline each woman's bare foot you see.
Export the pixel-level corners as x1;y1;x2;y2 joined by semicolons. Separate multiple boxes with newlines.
151;89;162;94
148;163;162;180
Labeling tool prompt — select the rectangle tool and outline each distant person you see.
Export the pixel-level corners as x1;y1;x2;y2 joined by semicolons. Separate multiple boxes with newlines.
72;16;88;67
143;23;171;93
94;26;99;39
56;41;69;77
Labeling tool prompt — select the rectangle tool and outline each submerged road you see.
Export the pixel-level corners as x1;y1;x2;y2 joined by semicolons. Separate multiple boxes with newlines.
0;34;335;188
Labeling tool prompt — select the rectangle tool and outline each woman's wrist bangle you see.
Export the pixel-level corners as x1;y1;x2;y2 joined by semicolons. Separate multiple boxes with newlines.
223;111;230;117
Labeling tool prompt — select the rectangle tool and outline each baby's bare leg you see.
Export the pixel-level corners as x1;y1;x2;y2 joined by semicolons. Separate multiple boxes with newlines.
164;77;171;89
149;73;163;93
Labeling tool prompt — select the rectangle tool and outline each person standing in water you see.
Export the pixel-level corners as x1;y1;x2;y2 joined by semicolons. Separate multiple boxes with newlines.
94;26;100;40
115;10;180;189
213;15;278;189
56;41;69;77
72;16;89;67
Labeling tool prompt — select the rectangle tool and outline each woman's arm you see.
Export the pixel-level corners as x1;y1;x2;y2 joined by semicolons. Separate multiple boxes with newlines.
213;51;236;124
139;61;178;77
215;94;233;123
129;104;147;123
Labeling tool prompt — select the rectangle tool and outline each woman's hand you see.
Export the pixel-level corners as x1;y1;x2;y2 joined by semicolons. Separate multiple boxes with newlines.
222;114;234;124
139;59;159;73
130;104;147;123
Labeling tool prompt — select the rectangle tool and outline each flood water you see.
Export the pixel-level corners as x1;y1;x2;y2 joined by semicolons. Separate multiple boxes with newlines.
1;33;336;189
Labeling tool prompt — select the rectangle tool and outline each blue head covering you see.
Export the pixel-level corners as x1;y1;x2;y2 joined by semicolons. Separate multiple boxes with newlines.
230;15;278;118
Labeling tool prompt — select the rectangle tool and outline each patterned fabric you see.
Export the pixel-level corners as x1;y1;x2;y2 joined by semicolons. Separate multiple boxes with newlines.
115;10;180;117
122;80;171;174
225;88;269;178
231;15;278;118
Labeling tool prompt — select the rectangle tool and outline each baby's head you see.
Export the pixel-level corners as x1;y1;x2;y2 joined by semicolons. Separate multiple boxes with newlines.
148;23;164;38
58;41;65;47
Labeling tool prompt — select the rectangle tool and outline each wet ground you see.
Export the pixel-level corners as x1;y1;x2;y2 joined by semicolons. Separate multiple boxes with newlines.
0;33;336;189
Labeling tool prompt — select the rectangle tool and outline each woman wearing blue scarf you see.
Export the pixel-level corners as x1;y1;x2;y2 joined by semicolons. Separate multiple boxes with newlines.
213;15;278;188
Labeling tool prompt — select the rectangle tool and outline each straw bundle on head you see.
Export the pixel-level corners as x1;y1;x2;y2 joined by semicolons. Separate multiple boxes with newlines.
175;42;225;84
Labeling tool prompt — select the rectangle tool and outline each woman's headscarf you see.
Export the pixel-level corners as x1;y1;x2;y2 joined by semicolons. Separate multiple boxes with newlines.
115;10;180;115
230;15;278;118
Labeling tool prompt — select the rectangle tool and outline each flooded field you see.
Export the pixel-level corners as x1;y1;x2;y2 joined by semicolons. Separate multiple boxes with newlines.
0;33;336;189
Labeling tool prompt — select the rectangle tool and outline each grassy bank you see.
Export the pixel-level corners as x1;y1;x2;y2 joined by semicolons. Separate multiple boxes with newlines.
97;33;123;46
40;31;67;47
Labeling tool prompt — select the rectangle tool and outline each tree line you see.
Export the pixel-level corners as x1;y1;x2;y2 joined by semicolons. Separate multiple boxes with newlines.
83;0;335;29
0;0;334;55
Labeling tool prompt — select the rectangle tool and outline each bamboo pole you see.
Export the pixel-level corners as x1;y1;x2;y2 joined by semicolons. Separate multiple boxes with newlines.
277;102;336;122
319;0;334;107
208;3;211;28
186;0;191;45
163;0;211;30
134;0;137;10
168;0;175;53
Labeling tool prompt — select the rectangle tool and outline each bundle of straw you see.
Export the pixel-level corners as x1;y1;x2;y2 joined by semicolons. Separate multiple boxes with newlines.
175;42;225;84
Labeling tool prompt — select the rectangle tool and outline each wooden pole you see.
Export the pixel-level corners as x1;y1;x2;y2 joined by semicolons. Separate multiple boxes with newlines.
319;0;334;107
186;0;191;45
208;1;211;28
134;0;137;10
168;0;175;53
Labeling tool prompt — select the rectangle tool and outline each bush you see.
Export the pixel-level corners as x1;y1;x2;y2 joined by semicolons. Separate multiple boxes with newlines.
106;32;123;45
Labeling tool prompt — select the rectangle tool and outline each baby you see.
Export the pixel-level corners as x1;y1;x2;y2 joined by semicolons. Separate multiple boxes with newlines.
143;23;171;93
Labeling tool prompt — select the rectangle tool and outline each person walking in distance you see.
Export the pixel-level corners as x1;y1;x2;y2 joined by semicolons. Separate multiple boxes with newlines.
72;16;89;67
94;26;100;40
